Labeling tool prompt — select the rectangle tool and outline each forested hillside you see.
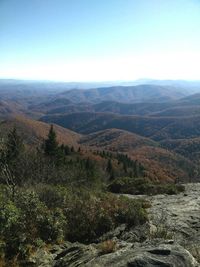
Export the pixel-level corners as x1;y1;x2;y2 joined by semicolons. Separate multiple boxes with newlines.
1;80;200;265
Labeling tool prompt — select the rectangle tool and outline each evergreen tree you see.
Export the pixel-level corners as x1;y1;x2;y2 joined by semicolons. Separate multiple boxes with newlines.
133;160;138;177
106;159;115;180
85;157;91;169
44;125;58;156
85;158;95;177
106;159;112;173
123;162;127;173
0;127;24;192
6;127;24;161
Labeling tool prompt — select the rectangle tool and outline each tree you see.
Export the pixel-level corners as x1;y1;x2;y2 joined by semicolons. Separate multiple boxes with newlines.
106;159;112;173
85;157;96;183
0;128;24;198
6;127;24;162
63;145;70;155
123;162;127;174
44;125;59;156
106;159;115;180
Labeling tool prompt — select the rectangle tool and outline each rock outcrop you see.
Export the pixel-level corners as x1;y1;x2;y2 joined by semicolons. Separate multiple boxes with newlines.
126;183;200;247
31;183;200;266
32;240;199;267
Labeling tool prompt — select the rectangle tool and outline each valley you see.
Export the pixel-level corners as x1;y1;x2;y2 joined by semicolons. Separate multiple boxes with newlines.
1;79;200;183
1;79;200;266
2;1;200;266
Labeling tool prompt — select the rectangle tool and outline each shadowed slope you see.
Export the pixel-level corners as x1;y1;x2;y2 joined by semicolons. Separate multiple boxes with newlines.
80;128;157;151
0;115;81;146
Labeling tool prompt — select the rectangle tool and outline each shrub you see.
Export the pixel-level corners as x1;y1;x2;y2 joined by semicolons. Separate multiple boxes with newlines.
0;189;67;261
175;184;185;193
108;177;185;195
36;184;69;209
0;186;148;262
115;196;148;226
64;191;148;243
15;190;66;244
0;200;21;259
108;177;152;194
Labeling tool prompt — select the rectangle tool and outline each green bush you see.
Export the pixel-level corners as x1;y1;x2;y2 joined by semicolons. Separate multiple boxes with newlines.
37;208;66;242
0;189;67;260
36;184;70;209
175;184;185;193
0;200;21;258
108;177;152;194
64;190;148;243
15;190;66;244
0;186;148;262
116;196;148;226
108;177;185;195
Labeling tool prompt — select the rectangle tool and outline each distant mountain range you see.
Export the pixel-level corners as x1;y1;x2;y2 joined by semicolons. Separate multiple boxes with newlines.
57;85;190;104
40;111;200;140
1;79;200;182
0;79;200;101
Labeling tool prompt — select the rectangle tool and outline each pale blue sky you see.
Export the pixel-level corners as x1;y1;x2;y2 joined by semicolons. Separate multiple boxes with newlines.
0;0;200;81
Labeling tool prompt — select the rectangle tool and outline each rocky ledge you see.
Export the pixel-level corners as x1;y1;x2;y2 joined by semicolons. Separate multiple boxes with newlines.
128;183;200;248
31;183;200;267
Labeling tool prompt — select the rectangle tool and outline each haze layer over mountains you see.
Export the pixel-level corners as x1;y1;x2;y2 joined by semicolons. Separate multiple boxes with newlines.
0;79;200;182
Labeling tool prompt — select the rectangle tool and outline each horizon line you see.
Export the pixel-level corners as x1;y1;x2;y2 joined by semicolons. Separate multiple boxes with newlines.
0;77;200;83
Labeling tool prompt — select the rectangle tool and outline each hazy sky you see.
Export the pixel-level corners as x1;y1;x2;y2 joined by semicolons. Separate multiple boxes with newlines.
1;0;200;81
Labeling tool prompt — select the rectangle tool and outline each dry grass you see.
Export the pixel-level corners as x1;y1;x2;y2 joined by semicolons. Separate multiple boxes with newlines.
142;200;152;209
149;209;174;240
187;246;200;263
98;240;117;255
149;224;174;240
0;256;20;267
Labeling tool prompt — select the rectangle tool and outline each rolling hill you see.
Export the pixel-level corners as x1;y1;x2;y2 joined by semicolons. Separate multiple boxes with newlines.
0;115;81;147
41;111;200;142
149;106;200;117
128;146;195;182
26;88;200;119
80;129;195;182
0;114;197;182
1;79;200;183
161;137;200;163
35;100;173;116
58;84;189;104
0;100;25;116
80;128;158;150
40;112;177;138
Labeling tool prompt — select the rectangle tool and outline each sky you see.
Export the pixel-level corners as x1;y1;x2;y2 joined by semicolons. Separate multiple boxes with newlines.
0;0;200;81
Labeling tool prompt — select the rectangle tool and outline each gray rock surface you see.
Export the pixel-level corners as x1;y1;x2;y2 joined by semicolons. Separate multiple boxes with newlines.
50;242;198;267
32;183;200;266
126;183;200;247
